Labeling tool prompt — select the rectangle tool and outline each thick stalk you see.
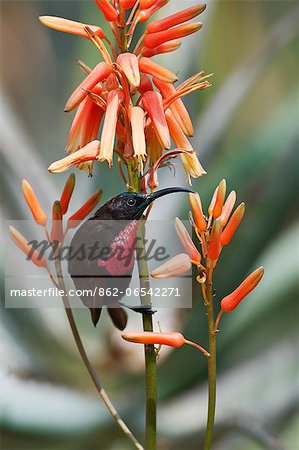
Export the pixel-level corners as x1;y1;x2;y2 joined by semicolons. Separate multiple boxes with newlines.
54;257;143;450
130;164;157;450
136;223;157;450
204;266;217;450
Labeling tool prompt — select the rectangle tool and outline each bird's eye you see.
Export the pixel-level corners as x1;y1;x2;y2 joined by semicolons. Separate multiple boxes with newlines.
127;198;137;207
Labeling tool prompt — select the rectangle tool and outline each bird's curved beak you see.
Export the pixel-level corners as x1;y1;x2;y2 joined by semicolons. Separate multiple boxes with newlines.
146;187;195;204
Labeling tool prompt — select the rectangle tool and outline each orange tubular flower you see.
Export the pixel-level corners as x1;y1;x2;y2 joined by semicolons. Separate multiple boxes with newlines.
146;4;206;34
153;77;193;136
67;190;102;229
220;202;245;246
64;62;112;112
143;23;202;49
94;0;118;22
221;267;264;312
212;179;226;218
130;106;146;171
189;193;207;233
66;85;105;156
22;180;47;227
98;90;123;166
9;226;48;268
122;331;210;356
39;16;104;39
151;253;191;278
117;53;140;89
141;40;181;58
142;91;170;149
175;217;201;264
220;191;236;227
60;173;75;215
48;140;100;174
139;57;178;83
207;218;222;261
50;201;63;243
122;332;186;347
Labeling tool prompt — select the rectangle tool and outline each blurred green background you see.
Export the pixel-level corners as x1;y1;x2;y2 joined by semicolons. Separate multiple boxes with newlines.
1;1;298;449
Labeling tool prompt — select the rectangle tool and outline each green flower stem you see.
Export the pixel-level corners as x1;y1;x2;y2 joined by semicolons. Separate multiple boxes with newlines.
129;163;157;450
136;223;157;450
204;266;217;450
54;257;143;450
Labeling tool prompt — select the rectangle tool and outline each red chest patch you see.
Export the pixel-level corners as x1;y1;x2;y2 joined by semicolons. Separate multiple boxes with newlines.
98;221;139;276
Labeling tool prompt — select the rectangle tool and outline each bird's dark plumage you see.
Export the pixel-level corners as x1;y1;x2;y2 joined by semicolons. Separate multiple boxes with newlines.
68;188;193;329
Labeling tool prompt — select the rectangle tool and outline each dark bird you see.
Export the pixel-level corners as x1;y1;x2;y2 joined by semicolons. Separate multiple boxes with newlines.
68;187;193;329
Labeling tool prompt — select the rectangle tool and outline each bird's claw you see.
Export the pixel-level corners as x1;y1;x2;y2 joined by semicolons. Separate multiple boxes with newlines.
119;302;157;315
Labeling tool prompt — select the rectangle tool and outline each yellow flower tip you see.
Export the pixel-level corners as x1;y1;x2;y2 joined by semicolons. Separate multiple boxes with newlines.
175;217;201;263
188;192;206;232
131;106;147;168
22;179;47;227
151;253;191;278
9;226;47;268
221;266;264;312
117;53;140;88
48;140;100;174
122;332;186;348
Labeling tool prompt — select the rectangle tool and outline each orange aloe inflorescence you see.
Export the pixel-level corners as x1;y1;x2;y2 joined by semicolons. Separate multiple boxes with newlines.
42;1;211;185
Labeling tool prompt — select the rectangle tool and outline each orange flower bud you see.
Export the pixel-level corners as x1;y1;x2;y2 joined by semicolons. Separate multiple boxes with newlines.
143;23;202;49
117;53;140;88
189;193;206;232
142;91;170;149
48;141;100;174
151;253;191;278
220;202;245;246
39;16;104;39
139;57;178;83
220;190;236;227
60;173;75;215
208;186;218;216
146;5;206;34
175;217;201;264
140;0;157;10
94;0;118;22
212;179;226;218
98;90;123;166
64;62;112;112
22;180;47;227
130;106;146;170
138;0;168;22
9;226;47;268
141;40;181;58
207;218;222;261
122;332;186;347
119;0;135;8
50;201;63;243
67;190;102;228
221;267;264;312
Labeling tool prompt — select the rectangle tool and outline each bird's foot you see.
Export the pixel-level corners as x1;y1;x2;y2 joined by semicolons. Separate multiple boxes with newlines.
119;302;157;315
